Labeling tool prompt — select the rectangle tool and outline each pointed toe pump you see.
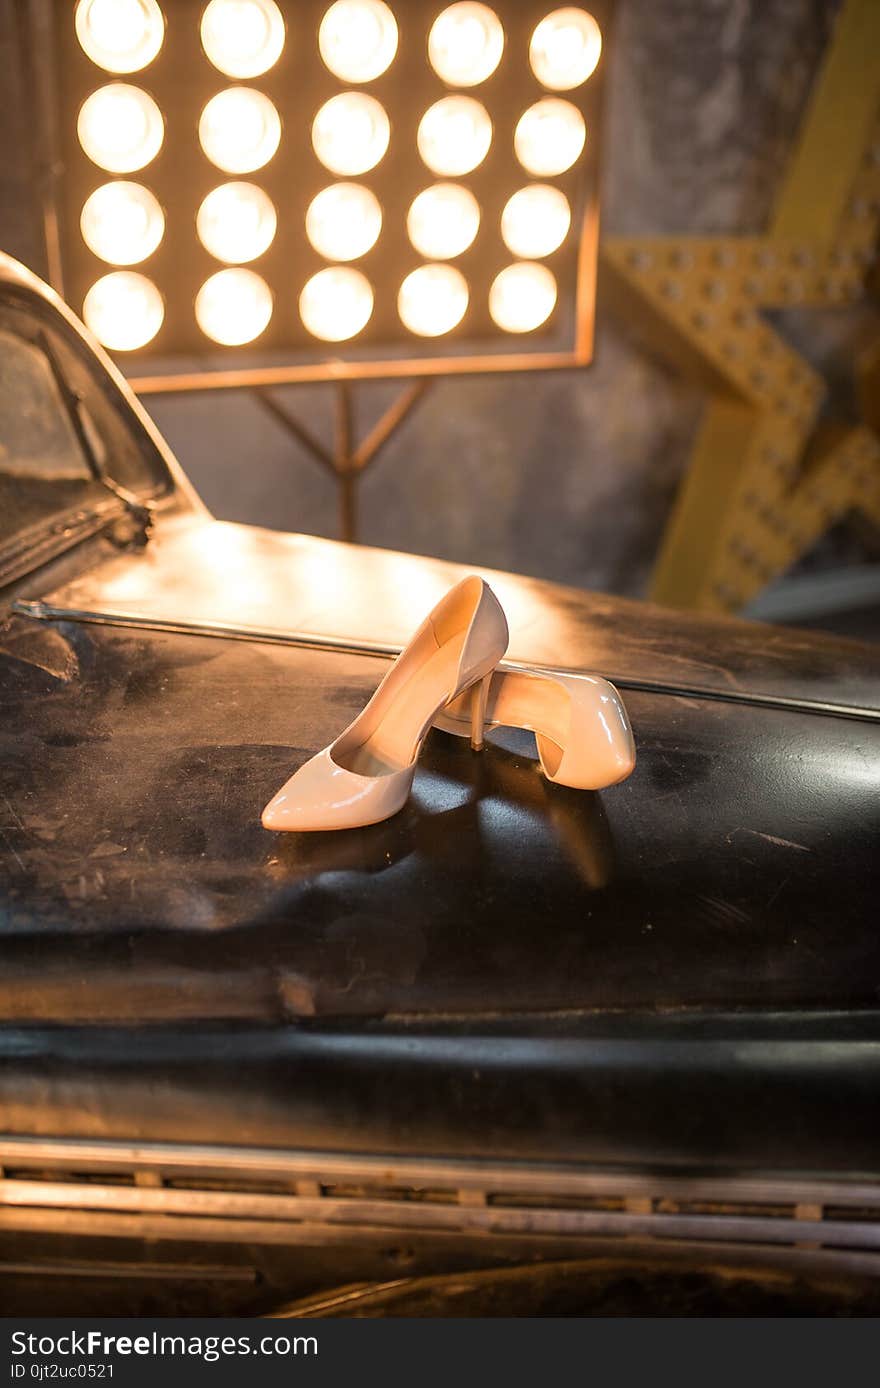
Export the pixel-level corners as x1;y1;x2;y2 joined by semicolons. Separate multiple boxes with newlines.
262;575;509;832
433;668;636;791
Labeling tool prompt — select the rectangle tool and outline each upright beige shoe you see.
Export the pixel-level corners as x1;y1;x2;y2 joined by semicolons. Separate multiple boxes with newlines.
262;576;509;832
433;668;636;790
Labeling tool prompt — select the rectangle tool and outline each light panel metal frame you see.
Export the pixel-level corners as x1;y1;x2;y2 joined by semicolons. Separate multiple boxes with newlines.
24;0;610;394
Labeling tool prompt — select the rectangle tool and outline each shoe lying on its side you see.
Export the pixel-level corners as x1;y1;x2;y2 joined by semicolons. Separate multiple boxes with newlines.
433;667;636;790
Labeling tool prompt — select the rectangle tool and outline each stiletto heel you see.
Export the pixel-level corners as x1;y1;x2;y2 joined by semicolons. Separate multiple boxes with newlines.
433;667;636;791
262;576;508;832
470;672;492;751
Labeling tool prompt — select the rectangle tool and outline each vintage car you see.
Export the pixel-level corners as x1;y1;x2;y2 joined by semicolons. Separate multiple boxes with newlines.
1;251;879;1316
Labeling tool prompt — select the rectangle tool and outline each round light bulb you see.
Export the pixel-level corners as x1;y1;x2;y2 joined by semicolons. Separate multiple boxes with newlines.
398;264;468;337
427;3;504;87
311;93;390;176
199;88;281;173
74;0;164;73
514;98;585;175
318;0;398;82
300;267;374;342
83;270;164;350
77;84;164;173
80;181;165;265
417;96;492;177
529;7;601;90
305;184;382;262
489;262;557;333
195;267;273;345
501;185;571;258
407;183;480;259
200;0;285;79
196;182;277;263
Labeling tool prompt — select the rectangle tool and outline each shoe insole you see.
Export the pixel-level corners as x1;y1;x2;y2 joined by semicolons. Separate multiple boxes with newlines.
343;631;469;778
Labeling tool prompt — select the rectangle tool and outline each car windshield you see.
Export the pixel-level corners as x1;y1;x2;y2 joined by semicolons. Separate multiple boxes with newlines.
0;327;96;541
0;297;169;570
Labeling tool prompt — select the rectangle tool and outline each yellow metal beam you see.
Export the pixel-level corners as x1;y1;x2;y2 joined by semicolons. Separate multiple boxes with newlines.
601;0;880;612
771;0;880;241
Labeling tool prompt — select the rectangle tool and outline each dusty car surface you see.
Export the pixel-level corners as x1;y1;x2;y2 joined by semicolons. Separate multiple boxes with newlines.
1;252;879;1315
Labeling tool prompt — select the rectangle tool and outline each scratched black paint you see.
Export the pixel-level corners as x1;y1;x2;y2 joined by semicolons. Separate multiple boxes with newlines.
3;574;880;1176
0;618;877;1018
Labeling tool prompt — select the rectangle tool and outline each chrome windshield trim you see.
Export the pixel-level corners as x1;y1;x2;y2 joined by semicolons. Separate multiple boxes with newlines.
13;598;880;724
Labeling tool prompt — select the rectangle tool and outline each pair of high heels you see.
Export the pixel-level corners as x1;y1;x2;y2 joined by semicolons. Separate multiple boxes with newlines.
262;575;635;833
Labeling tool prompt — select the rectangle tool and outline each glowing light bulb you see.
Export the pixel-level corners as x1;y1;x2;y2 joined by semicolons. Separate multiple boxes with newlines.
83;270;164;350
77;84;164;173
305;184;382;262
200;0;285;78
417;96;492;177
74;0;164;73
196;183;277;263
300;267;373;342
318;0;398;82
529;7;601;89
80;181;164;265
489;262;557;333
427;3;504;87
514;98;585;175
199;88;281;173
312;93;390;176
398;264;468;336
195;267;273;345
501;185;570;258
407;184;480;259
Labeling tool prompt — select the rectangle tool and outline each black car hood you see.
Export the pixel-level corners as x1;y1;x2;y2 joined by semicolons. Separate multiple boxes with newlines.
1;607;878;1024
2;521;879;1173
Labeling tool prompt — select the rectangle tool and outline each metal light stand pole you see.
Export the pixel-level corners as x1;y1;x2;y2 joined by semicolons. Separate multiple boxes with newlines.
255;378;431;543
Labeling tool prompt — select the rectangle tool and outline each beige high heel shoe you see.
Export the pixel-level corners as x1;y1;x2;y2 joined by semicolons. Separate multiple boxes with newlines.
262;576;509;832
433;668;636;790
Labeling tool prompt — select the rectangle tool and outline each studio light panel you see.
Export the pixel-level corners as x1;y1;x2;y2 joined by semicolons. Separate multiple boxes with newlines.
56;0;608;365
